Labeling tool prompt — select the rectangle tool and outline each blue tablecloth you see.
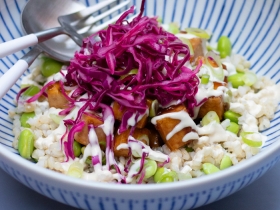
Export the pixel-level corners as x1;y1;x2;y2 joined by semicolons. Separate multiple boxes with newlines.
1;160;280;210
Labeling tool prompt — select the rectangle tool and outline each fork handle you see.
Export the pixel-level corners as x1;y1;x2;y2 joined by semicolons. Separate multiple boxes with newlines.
0;47;42;99
0;27;63;58
0;34;38;58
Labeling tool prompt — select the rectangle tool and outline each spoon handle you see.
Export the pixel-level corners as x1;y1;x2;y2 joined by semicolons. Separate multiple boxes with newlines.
0;47;42;99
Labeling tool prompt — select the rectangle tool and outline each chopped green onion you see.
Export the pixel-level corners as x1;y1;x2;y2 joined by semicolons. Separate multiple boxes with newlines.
143;159;157;179
73;140;82;157
20;112;35;128
206;44;216;51
205;51;224;81
217;36;232;58
149;99;159;117
18;129;35;159
66;161;83;178
241;131;263;147
202;163;220;174
243;72;257;86
185;28;211;39
226;122;240;134
201;74;210;84
154;167;178;183
167;23;180;34
177;37;194;56
224;110;241;124
120;68;138;80
49;113;64;124
177;172;192;181
201;111;220;126
23;85;40;97
220;155;232;170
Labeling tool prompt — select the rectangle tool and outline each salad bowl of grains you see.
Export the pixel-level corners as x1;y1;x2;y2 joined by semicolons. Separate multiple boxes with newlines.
0;0;279;209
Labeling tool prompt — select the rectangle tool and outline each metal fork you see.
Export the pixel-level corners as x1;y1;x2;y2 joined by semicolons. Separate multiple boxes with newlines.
0;0;131;58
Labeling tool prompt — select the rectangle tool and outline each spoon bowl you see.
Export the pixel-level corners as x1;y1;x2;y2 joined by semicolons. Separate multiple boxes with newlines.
21;0;85;62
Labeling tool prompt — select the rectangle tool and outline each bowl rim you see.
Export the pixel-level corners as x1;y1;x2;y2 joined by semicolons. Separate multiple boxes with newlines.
1;135;280;192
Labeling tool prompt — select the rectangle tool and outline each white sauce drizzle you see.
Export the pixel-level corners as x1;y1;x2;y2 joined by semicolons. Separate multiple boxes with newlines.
116;143;129;150
183;131;199;142
81;127;102;171
128;136;169;162
151;110;198;141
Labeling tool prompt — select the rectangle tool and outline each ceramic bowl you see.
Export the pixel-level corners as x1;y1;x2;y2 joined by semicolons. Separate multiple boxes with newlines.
0;0;279;209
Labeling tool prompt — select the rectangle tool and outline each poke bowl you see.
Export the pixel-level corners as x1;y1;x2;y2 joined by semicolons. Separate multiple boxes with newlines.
0;0;279;210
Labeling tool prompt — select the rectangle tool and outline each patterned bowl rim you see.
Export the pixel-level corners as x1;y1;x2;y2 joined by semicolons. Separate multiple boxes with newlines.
1;134;279;192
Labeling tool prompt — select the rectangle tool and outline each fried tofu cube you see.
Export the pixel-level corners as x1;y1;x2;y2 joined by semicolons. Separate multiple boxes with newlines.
74;113;106;149
114;128;151;157
197;96;224;120
189;38;206;62
112;101;150;128
154;104;195;151
47;82;69;109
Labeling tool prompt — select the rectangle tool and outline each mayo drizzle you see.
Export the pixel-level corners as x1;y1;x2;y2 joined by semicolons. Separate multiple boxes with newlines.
81;127;102;171
151;110;198;141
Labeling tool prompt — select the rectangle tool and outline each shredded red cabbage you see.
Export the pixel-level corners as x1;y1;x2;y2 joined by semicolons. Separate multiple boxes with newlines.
64;0;199;126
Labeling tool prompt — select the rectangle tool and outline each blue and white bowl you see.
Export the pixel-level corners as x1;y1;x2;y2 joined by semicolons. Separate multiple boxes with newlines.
0;0;279;209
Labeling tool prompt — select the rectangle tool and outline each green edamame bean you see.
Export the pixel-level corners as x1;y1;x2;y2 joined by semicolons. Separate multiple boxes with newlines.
23;85;40;97
20;112;35;128
202;163;220;174
227;73;245;88
217;36;232;58
41;57;63;77
18;129;34;159
73;140;82;157
226;122;240;134
220;155;232;170
224;110;241;124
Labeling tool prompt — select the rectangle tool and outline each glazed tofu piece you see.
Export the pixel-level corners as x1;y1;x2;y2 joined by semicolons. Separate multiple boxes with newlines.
189;37;206;62
112;100;151;128
197;95;224;120
74;112;106;149
47;82;69;109
114;128;151;157
154;104;195;151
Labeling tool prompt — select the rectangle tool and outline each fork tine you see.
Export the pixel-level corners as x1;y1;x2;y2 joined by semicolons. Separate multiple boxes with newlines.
81;13;138;37
59;0;117;23
72;0;131;31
